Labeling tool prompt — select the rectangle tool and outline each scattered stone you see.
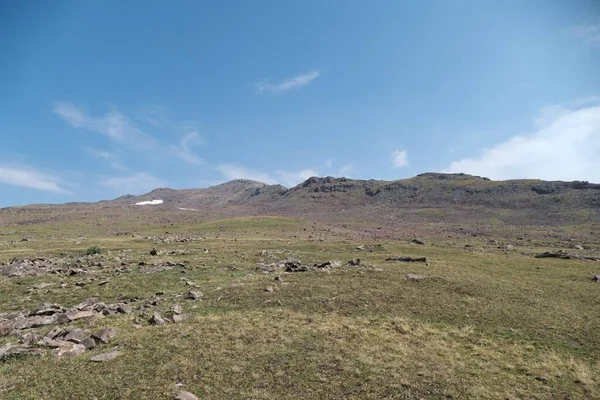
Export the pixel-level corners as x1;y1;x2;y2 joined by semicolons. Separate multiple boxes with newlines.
348;259;361;266
274;276;282;281
0;343;45;360
265;286;275;293
150;248;158;256
171;305;183;315
82;337;96;350
64;329;89;344
30;303;63;316
53;342;86;358
57;310;96;323
404;274;424;280
184;291;201;300
0;324;12;337
535;252;600;261
176;390;199;400
259;250;269;256
12;315;56;330
385;256;427;263
593;275;600;283
172;314;186;323
44;327;65;339
574;245;585;250
535;376;549;383
150;313;166;325
410;239;426;245
98;280;110;286
90;350;122;362
92;328;117;344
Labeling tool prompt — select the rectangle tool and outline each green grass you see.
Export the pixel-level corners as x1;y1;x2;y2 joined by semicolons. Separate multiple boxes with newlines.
0;215;599;399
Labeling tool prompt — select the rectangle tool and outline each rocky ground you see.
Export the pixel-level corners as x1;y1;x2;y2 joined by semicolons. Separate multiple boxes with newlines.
0;206;599;399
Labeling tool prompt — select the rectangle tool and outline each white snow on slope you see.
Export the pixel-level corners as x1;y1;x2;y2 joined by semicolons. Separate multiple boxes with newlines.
134;199;163;206
178;207;198;211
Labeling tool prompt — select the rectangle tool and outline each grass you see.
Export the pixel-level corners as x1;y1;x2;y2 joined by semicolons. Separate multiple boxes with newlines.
1;215;599;399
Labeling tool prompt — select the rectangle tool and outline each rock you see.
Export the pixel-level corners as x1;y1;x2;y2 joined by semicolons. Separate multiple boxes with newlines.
150;313;166;325
53;342;86;358
259;250;268;256
175;390;199;400
0;343;45;360
57;310;96;323
45;327;66;340
0;323;12;337
171;305;183;315
404;274;424;280
172;314;186;323
150;248;158;256
20;333;43;346
184;291;201;300
503;244;514;250
92;328;117;344
535;376;549;383
593;275;600;283
90;350;122;362
82;337;96;349
574;245;585;250
348;259;361;266
30;303;62;316
265;286;275;292
64;329;89;344
274;276;282;281
410;239;426;245
385;256;427;263
12;315;56;330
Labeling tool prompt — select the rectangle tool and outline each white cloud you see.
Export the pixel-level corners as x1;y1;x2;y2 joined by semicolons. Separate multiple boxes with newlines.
54;102;156;149
171;131;204;165
100;172;165;194
0;166;65;193
445;103;600;182
217;164;318;187
256;71;320;93
338;164;353;175
571;18;600;47
217;164;274;184
391;149;409;168
87;149;126;170
275;169;318;187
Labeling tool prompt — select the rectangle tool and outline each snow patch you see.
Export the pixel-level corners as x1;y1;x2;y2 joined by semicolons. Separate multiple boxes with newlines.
134;199;164;206
178;207;198;211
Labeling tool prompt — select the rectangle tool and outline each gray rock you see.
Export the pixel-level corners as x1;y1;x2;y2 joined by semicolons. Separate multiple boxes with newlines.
172;314;186;323
45;327;66;339
0;323;12;337
348;258;361;266
82;337;96;349
64;329;89;344
30;303;63;316
0;343;45;359
150;248;158;256
171;304;183;315
410;239;426;245
593;275;600;283
12;315;56;330
90;350;122;362
150;313;166;325
175;390;199;400
184;291;201;300
57;310;96;323
265;286;275;292
92;328;117;344
53;342;86;358
404;274;424;280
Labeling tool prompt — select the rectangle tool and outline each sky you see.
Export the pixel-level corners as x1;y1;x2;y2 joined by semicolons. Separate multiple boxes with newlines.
1;0;600;206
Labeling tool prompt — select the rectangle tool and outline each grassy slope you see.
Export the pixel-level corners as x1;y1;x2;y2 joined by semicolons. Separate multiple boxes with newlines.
0;216;599;399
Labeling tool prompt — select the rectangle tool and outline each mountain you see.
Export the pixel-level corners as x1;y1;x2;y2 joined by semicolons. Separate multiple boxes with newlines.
108;173;600;225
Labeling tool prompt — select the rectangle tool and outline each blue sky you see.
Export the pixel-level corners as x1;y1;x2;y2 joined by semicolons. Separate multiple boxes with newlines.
1;0;600;206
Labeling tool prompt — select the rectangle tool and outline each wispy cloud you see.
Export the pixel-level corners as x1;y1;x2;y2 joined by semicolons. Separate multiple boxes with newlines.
275;168;318;187
391;149;409;168
445;102;600;182
54;102;156;149
216;164;274;184
100;172;165;195
338;164;353;176
87;149;126;170
0;166;65;193
171;131;205;165
217;164;318;187
570;18;600;47
256;71;320;93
